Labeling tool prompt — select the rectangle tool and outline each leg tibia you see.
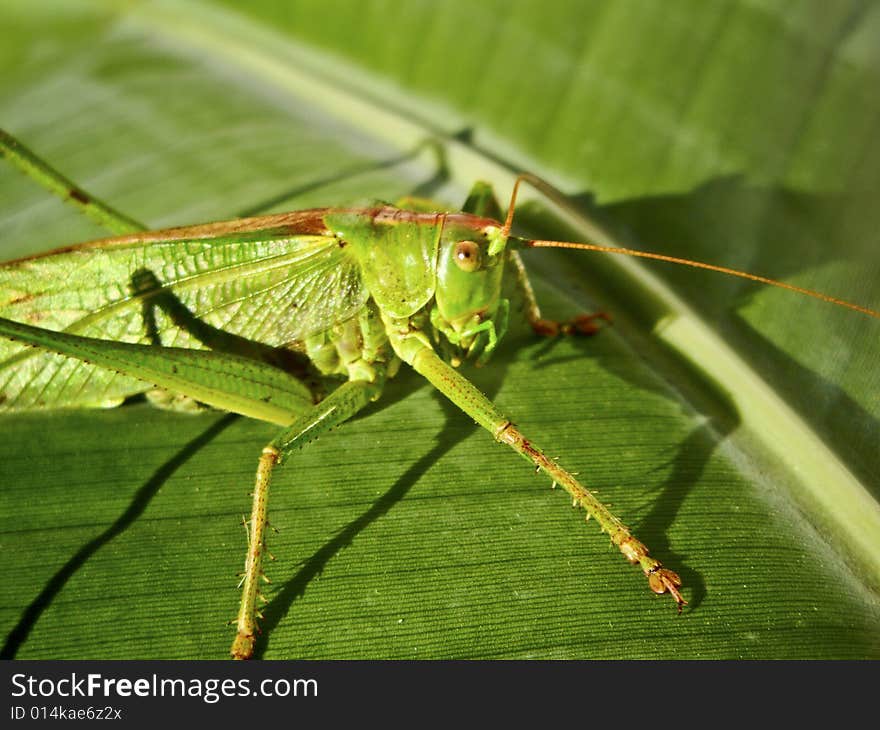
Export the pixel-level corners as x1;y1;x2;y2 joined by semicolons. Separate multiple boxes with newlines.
230;378;383;659
231;445;278;660
509;250;611;337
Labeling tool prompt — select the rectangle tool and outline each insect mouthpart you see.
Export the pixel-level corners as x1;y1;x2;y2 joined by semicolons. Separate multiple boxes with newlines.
430;303;506;370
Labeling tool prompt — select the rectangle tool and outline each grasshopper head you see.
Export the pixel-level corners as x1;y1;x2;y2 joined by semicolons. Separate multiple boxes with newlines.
432;220;509;366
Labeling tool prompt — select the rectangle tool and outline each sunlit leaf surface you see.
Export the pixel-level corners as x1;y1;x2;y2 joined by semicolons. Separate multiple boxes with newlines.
1;0;878;659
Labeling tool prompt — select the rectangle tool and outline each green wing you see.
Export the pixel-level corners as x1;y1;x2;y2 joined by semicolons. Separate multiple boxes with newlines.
0;227;366;411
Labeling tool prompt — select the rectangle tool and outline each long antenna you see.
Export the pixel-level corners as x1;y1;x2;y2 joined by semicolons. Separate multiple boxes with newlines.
525;239;880;321
501;172;880;321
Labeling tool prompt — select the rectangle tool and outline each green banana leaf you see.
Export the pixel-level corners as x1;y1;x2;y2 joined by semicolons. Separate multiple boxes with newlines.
0;0;878;659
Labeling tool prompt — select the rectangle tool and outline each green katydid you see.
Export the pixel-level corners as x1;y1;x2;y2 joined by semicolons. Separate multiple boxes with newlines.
1;129;878;660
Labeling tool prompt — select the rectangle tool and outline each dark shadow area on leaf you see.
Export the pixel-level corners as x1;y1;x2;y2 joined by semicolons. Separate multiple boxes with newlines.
453;135;878;494
634;421;724;610
0;413;238;659
506;172;879;602
581;176;880;497
513;172;878;497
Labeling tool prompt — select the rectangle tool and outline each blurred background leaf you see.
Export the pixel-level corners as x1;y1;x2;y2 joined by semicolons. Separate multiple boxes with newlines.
0;0;878;659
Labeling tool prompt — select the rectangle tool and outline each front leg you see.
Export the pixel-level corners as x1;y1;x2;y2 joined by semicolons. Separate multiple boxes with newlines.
509;250;612;337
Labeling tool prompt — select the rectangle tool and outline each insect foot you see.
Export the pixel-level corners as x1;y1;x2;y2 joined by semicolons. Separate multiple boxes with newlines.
616;534;687;612
531;311;612;337
560;311;613;336
647;568;686;612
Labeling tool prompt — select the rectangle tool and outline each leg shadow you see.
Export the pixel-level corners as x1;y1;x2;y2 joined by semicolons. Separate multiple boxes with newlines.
1;413;238;658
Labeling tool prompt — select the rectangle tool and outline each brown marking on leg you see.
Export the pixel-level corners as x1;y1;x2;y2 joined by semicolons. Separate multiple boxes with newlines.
6;293;35;306
68;188;91;205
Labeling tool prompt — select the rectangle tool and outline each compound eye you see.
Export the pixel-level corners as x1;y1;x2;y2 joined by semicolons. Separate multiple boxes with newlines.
453;240;481;272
